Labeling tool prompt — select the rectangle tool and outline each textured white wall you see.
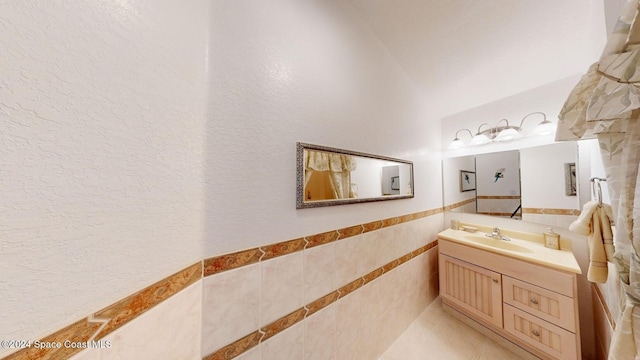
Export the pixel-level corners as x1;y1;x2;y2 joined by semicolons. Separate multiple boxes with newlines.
441;75;584;157
206;0;443;257
0;0;208;348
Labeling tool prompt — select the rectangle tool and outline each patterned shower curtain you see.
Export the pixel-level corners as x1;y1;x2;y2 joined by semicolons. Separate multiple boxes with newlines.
556;1;640;358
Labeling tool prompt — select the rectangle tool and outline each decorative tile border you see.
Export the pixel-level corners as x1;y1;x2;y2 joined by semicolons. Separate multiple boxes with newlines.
94;262;202;339
203;331;262;360
204;248;263;276
444;203;579;217
260;308;307;342
476;195;521;199
337;225;364;239
363;220;384;233
3;262;203;360
2;207;443;360
2;319;103;360
202;240;439;360
444;198;475;211
305;230;340;248
202;208;443;276
477;211;521;217
522;207;580;215
261;238;306;261
338;278;365;298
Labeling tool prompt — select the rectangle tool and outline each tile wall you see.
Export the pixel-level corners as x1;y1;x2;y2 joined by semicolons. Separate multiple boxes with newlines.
200;211;442;360
445;200;581;228
476;196;522;218
444;198;476;214
591;262;622;359
592;284;615;360
2;209;443;360
522;208;580;228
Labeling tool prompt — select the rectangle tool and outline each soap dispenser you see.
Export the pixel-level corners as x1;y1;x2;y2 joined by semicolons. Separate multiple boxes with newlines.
544;228;560;250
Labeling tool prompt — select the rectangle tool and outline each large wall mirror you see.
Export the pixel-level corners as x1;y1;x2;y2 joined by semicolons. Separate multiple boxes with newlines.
442;142;580;227
297;142;414;208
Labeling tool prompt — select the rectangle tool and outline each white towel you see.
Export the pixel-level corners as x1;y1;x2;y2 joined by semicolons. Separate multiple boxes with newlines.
569;200;615;283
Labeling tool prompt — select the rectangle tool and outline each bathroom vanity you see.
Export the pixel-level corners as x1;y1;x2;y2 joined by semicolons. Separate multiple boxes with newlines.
438;226;582;360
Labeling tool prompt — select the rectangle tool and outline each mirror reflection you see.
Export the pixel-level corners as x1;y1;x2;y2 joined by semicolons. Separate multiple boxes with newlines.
443;142;580;227
475;150;521;218
297;143;414;208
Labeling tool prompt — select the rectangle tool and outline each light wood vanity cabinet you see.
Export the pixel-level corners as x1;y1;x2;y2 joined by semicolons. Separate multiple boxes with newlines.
440;254;503;328
439;239;581;360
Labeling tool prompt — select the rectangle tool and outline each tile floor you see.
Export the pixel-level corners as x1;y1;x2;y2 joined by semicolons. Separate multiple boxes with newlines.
379;298;522;360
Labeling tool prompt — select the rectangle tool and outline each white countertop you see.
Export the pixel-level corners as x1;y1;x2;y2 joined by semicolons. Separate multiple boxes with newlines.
438;227;582;274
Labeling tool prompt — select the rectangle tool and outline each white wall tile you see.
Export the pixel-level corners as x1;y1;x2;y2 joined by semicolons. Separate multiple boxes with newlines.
334;292;362;349
101;281;202;360
304;243;336;304
304;304;336;360
261;252;304;326
354;232;381;277
201;264;261;356
261;322;304;360
335;235;360;286
235;346;261;360
334;336;360;360
427;247;438;277
68;347;101;360
359;278;385;328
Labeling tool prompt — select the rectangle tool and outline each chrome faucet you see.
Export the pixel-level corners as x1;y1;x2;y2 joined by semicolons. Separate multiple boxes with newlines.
486;227;510;241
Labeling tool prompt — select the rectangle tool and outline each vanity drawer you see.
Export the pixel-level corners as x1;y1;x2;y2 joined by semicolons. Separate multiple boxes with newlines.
504;305;578;360
503;276;576;332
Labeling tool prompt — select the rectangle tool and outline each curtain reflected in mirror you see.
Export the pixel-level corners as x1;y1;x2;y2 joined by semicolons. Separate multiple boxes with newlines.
297;143;414;208
304;150;357;201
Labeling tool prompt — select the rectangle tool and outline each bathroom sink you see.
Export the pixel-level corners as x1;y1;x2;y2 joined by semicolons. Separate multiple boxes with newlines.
437;227;582;274
463;234;534;253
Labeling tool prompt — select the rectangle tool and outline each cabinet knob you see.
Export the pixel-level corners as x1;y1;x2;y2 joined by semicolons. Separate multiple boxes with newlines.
492;278;499;283
530;298;539;305
531;329;540;337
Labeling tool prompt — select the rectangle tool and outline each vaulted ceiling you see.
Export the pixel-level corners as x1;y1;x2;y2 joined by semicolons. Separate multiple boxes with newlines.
348;0;608;115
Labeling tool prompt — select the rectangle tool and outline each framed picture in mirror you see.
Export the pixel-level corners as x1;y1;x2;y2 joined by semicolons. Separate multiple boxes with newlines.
391;176;400;190
565;163;577;196
460;170;476;192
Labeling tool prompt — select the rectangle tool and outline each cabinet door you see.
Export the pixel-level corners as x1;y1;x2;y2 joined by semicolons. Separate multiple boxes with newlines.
439;254;503;328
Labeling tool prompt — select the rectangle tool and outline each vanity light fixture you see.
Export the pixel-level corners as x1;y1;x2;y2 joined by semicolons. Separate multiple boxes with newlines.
522;111;557;136
446;128;473;150
446;112;556;149
493;118;523;142
469;123;493;146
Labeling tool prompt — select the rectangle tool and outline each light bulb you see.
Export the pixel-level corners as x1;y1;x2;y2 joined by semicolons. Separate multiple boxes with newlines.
531;121;557;136
469;134;491;146
447;138;466;150
494;128;522;142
